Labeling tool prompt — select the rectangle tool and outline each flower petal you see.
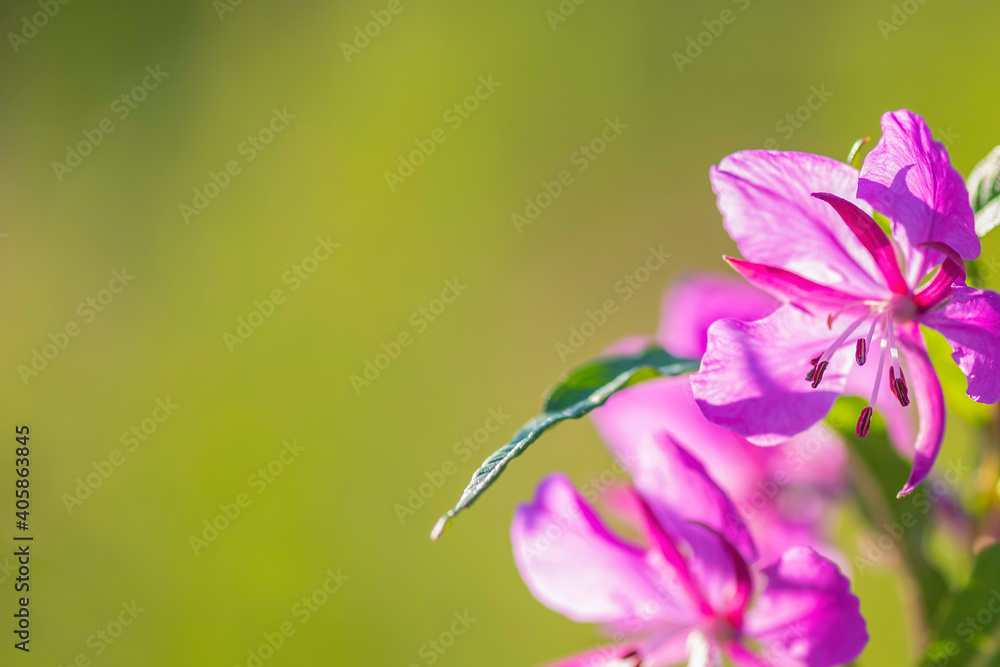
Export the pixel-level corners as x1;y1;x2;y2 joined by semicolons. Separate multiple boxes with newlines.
511;474;687;624
725;256;869;312
743;547;868;667
628;435;758;565
591;377;845;564
540;644;645;667
896;324;947;497
857;110;979;278
711;150;885;293
691;305;850;446
811;192;908;294
919;285;1000;404
657;273;778;359
591;377;766;505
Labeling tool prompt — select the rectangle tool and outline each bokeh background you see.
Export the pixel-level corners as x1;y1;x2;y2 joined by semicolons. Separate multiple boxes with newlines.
2;0;999;664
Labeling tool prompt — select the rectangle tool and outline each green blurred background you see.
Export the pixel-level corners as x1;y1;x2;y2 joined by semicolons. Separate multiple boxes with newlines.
1;0;999;664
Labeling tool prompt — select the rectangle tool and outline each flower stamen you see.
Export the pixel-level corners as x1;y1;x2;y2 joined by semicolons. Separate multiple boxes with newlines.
857;314;889;438
809;309;871;388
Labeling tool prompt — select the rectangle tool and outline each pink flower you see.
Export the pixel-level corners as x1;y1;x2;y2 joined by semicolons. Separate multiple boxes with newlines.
691;110;1000;497
510;437;868;666
592;274;858;565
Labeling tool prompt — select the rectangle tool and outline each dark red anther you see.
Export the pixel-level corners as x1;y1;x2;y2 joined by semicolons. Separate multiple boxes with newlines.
810;360;829;388
889;367;910;407
806;355;820;382
893;378;910;406
620;650;642;667
855;338;867;366
856;406;874;437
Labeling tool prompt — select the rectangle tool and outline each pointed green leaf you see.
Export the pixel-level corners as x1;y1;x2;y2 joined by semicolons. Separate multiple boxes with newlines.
828;398;949;634
430;346;698;540
919;542;1000;667
968;145;1000;237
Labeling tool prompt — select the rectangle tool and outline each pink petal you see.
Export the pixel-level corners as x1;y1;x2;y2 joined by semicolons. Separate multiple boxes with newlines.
857;110;979;280
711;151;885;294
657;273;778;359
591;377;845;564
913;254;966;311
628;434;758;566
811;193;908;295
919;285;1000;404
725;257;870;312
510;474;687;625
691;305;850;446
539;644;645;667
744;547;868;667
591;377;766;505
895;324;947;497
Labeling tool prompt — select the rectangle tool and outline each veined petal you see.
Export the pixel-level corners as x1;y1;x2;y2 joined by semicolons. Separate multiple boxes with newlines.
811;193;908;295
711;151;885;293
725;256;872;311
858;110;979;279
743;548;868;667
919;285;1000;404
657;273;778;359
591;377;844;565
511;474;688;625
628;435;758;566
913;256;965;311
591;377;766;512
691;305;850;446
896;325;947;497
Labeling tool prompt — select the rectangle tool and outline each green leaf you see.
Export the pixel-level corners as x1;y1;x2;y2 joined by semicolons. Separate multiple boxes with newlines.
967;145;1000;238
543;346;699;413
919;542;1000;667
430;346;699;540
828;398;950;638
